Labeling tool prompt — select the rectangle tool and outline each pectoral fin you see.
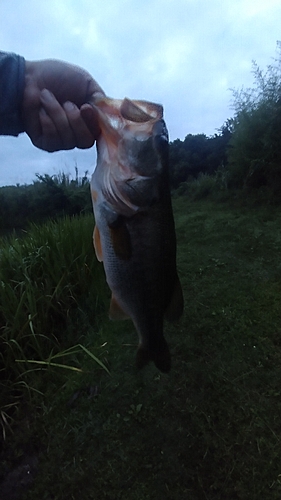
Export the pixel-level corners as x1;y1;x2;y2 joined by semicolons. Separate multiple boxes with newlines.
93;225;103;262
165;274;184;322
109;294;130;320
98;203;131;260
110;224;132;260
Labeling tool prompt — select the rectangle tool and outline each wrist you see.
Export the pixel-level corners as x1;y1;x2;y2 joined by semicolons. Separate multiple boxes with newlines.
21;60;42;133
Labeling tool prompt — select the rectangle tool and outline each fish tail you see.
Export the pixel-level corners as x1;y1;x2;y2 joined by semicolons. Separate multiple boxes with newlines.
153;345;171;373
136;338;171;373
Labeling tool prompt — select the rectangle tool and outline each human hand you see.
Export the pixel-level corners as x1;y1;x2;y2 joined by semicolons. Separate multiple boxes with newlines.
22;59;105;152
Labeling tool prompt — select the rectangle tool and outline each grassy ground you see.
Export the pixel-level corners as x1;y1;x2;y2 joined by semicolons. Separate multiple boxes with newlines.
1;196;281;499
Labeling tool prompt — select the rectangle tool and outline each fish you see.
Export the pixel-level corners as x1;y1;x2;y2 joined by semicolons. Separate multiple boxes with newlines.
89;96;183;373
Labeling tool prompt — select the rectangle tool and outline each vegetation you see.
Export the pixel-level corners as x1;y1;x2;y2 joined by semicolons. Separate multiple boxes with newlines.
169;125;231;189
0;215;110;453
0;214;108;381
1;198;281;499
227;41;281;195
0;168;92;236
170;41;281;203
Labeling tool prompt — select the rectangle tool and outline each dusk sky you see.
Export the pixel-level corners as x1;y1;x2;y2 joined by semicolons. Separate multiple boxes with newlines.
1;0;281;186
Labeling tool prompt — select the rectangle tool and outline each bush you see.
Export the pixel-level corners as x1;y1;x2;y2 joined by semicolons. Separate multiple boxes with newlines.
175;167;229;201
227;42;281;194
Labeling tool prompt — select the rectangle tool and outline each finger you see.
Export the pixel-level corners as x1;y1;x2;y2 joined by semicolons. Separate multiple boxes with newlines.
80;104;101;139
40;89;76;149
63;102;96;149
38;108;63;152
21;85;42;147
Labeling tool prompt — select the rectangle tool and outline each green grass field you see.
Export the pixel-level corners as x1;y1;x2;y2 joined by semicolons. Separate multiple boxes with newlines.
1;196;281;499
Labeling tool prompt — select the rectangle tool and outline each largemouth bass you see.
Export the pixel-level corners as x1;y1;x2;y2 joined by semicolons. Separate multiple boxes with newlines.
90;96;183;373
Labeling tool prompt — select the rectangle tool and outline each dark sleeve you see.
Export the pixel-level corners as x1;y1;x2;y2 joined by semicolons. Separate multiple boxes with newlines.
0;51;25;136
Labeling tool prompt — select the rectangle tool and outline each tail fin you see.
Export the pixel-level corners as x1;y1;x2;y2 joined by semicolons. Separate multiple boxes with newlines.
136;339;171;373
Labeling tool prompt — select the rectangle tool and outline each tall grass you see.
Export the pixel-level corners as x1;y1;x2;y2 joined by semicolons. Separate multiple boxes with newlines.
0;215;108;401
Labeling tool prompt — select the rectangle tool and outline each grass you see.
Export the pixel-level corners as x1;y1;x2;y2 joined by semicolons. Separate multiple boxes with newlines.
0;215;107;373
1;197;281;499
0;215;109;448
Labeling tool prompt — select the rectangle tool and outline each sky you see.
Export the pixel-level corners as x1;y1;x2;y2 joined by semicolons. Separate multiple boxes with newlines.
0;0;281;186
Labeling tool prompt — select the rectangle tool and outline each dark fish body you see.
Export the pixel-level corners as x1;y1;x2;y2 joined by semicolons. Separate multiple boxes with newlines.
90;97;183;372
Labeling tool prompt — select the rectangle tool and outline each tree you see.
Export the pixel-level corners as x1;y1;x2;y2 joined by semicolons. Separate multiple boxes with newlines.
169;129;232;188
0;169;93;235
227;42;281;192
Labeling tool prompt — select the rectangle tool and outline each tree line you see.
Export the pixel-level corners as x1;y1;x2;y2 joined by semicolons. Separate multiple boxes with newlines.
169;123;232;188
0;169;93;235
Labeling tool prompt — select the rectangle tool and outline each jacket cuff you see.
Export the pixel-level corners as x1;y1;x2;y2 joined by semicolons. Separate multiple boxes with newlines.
0;52;25;136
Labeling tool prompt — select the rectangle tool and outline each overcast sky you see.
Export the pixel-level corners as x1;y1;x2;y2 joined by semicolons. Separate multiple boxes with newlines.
1;0;281;186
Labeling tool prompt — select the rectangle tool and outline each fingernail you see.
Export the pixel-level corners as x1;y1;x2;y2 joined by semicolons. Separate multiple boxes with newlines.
63;101;77;111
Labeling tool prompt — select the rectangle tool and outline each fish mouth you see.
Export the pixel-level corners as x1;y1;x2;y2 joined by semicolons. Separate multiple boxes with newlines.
89;96;165;145
90;96;163;122
120;98;163;122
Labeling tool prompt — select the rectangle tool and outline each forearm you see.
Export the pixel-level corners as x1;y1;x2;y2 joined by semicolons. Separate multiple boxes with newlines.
0;51;25;136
